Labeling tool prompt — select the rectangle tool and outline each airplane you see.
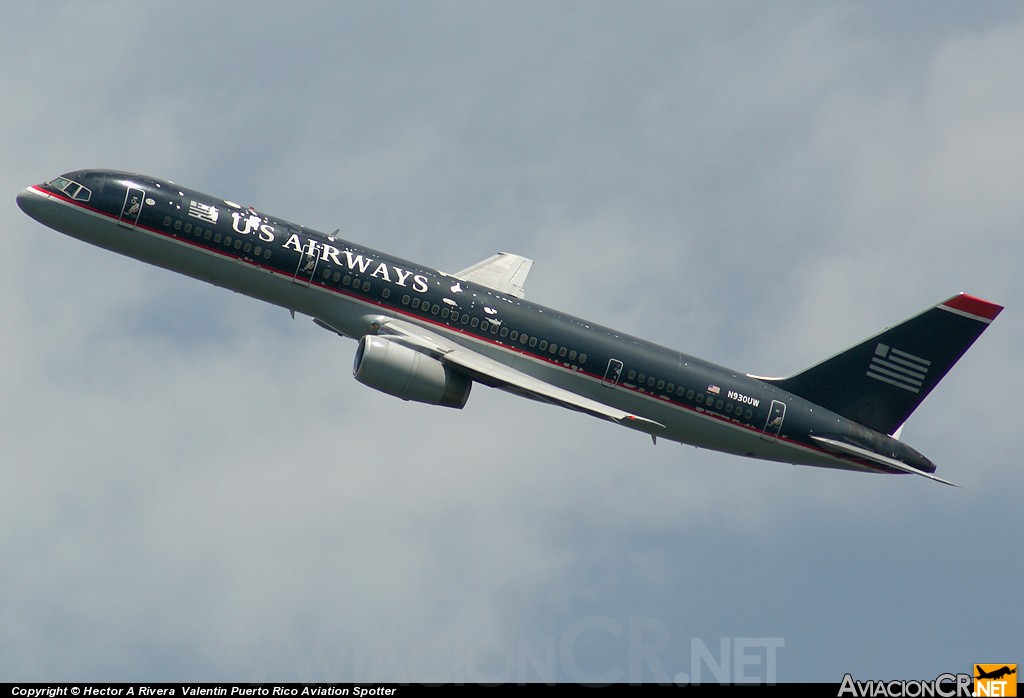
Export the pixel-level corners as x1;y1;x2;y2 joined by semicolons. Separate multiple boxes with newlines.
976;666;1017;681
17;169;1003;486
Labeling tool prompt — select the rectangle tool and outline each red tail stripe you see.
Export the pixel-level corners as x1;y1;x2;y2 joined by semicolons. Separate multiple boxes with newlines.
943;294;1003;321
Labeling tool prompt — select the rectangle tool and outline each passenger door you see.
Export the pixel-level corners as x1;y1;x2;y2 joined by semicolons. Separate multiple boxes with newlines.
292;238;320;287
602;358;624;387
761;400;786;442
117;186;146;229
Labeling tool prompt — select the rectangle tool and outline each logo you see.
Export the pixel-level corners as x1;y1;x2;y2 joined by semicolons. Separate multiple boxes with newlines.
975;664;1017;697
188;199;219;224
838;673;971;697
867;343;930;394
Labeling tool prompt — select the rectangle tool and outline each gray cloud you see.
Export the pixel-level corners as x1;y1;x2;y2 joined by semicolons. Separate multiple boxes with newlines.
1;0;1020;683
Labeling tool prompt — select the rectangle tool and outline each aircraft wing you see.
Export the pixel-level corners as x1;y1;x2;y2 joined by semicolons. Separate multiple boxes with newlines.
376;317;664;431
452;252;534;299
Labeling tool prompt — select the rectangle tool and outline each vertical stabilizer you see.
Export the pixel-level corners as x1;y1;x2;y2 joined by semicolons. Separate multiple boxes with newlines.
763;294;1002;434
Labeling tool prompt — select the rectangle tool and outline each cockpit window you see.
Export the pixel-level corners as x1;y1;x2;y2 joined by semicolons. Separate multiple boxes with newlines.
48;176;92;202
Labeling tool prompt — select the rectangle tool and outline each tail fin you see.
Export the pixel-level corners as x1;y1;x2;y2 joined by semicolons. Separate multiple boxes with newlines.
763;294;1002;434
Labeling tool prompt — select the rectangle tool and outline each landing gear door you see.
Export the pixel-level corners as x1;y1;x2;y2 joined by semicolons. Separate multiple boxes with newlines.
117;186;145;229
761;400;786;442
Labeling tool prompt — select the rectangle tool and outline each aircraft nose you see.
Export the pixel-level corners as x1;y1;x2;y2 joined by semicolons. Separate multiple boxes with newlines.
16;187;46;220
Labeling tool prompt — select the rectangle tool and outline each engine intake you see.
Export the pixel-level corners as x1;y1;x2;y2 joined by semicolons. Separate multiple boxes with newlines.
353;335;471;409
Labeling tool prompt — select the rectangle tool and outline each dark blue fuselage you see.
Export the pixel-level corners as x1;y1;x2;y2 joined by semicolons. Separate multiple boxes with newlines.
18;169;943;478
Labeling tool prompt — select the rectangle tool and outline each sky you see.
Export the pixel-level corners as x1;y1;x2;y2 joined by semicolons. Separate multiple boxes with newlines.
1;0;1021;684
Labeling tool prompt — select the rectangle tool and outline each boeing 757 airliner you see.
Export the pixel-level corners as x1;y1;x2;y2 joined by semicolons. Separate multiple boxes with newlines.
17;170;1002;485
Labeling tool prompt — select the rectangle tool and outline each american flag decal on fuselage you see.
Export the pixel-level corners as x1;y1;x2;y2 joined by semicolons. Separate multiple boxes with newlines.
867;343;930;393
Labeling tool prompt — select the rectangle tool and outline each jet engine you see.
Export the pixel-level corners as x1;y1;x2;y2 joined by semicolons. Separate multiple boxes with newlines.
353;335;471;408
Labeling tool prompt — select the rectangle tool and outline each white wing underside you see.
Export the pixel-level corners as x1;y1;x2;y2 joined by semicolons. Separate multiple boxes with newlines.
376;317;664;432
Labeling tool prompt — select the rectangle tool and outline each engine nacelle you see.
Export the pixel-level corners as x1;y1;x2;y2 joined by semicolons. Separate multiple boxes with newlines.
353;335;471;409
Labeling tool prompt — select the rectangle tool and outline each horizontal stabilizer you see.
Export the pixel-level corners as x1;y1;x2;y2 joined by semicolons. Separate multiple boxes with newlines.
810;436;956;486
763;294;1002;435
453;252;534;298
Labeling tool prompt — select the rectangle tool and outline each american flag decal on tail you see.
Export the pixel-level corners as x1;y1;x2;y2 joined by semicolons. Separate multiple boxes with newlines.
867;344;930;393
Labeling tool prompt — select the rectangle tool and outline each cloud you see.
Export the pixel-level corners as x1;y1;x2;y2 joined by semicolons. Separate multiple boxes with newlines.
1;1;1020;682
